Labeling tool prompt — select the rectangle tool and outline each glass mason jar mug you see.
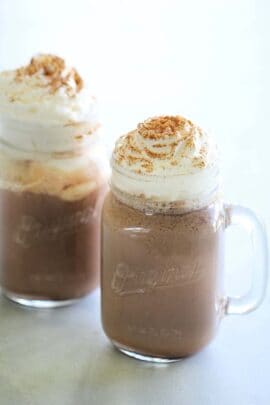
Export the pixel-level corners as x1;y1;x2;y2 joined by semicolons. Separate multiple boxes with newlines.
101;183;268;362
0;119;108;308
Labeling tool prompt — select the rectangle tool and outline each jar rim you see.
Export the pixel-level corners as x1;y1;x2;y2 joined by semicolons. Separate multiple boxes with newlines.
111;183;223;215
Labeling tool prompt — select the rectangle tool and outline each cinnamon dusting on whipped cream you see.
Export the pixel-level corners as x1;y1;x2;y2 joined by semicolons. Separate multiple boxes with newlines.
114;115;215;175
111;115;219;204
0;54;98;125
15;54;83;96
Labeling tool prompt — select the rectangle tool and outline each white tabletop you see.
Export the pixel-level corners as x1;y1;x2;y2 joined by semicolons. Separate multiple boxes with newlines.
0;285;269;405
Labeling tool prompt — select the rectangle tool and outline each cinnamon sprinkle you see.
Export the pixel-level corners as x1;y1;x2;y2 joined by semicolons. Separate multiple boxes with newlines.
114;115;210;172
138;116;187;138
15;54;83;96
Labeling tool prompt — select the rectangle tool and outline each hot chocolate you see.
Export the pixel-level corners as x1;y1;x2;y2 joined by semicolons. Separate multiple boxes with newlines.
101;115;225;359
1;185;106;303
102;192;225;358
0;55;108;307
102;116;268;362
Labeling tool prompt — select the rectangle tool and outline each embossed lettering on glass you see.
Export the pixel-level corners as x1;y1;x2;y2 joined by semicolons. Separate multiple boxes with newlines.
101;116;268;362
0;55;108;307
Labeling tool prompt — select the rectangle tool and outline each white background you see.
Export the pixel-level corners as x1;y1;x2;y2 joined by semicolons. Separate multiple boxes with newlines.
0;1;269;404
0;0;269;210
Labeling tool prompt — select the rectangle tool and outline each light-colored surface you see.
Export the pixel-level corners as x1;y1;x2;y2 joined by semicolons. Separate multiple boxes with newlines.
0;0;269;404
0;289;269;405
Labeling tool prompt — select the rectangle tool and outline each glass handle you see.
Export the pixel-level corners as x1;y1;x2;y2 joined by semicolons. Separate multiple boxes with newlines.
224;204;268;315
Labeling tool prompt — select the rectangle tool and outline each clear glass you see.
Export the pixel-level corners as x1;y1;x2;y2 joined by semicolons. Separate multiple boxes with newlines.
0;131;108;308
101;191;268;362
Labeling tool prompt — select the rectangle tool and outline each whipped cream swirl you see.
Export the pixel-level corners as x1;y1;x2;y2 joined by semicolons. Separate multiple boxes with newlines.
112;116;220;206
0;54;99;153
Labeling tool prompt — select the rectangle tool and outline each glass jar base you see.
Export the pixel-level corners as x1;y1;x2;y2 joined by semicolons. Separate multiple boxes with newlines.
113;342;183;363
2;290;82;308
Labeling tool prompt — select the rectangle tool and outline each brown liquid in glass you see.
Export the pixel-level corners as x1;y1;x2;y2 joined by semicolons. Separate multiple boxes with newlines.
102;192;225;358
0;184;106;301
